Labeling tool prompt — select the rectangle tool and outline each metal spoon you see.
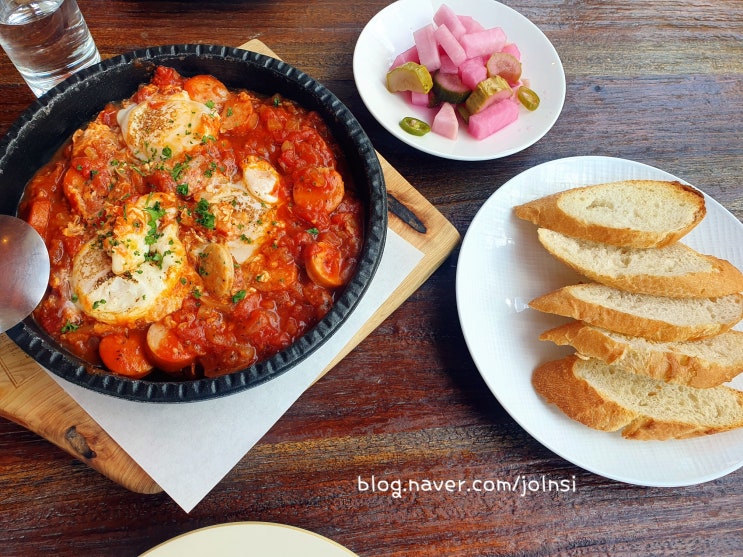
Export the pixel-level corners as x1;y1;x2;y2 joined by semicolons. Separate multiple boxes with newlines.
0;215;50;332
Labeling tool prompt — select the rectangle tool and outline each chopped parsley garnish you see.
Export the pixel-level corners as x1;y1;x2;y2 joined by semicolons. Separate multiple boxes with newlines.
170;156;191;181
194;198;216;229
176;183;189;196
204;161;218;178
143;201;167;245
231;290;247;303
61;321;79;333
144;250;163;266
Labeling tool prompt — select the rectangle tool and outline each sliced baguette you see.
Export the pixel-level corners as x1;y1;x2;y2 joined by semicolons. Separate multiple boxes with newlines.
540;321;743;388
514;180;706;248
537;228;743;298
529;283;743;342
532;355;743;440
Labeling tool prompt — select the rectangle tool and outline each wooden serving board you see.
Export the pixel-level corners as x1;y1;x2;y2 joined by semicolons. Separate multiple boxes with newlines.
0;40;460;494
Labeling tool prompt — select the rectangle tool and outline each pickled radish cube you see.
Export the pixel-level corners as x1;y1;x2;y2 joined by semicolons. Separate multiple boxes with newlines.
413;24;441;71
467;98;519;139
501;43;521;60
434;24;467;66
391;45;420;69
432;102;459;139
434;4;467;39
458;15;485;33
461;27;507;59
439;53;459;74
459;58;487;90
410;91;430;106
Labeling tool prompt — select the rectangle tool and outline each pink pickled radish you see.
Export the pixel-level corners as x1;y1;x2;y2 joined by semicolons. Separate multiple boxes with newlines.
390;45;420;69
460;27;507;59
439;53;459;73
434;4;467;39
410;91;430;106
432;102;459;139
386;4;539;144
467;98;519;139
413;24;441;71
434;24;467;66
501;43;521;60
459;58;487;90
458;15;485;33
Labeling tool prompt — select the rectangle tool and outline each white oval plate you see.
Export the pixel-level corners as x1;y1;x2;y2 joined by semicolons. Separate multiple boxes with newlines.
140;522;358;556
456;156;743;486
353;0;565;161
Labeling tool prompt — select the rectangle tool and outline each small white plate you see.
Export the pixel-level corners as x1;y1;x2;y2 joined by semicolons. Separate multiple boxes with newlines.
353;0;565;161
140;522;358;556
456;156;743;486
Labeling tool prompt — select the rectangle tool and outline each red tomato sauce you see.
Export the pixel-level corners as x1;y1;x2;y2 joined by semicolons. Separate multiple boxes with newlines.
18;66;364;379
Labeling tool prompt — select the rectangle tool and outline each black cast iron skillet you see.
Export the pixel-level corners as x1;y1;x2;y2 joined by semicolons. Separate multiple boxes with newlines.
0;44;387;402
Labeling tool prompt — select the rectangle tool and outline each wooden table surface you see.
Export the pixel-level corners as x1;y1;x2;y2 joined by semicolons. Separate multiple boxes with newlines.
1;1;742;555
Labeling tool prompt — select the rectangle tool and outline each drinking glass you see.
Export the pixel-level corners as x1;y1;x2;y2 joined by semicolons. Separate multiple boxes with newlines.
0;0;100;96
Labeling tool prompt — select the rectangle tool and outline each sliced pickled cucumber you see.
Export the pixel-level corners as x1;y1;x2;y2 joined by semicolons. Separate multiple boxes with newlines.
386;62;433;94
456;104;471;124
431;72;471;105
486;52;522;84
464;75;512;115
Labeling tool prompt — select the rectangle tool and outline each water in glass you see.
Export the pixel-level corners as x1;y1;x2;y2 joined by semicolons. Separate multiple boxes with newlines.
0;0;100;96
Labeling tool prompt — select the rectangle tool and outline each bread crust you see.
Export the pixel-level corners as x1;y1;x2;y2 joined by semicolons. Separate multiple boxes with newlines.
537;231;743;298
514;180;706;248
529;285;743;342
539;321;743;388
531;356;636;432
532;355;743;440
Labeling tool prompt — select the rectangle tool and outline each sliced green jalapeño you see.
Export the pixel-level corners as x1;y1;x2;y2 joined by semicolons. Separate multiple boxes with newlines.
399;116;431;136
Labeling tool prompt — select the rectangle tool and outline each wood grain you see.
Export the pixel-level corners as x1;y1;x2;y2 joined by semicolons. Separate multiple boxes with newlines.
0;333;161;494
1;1;742;556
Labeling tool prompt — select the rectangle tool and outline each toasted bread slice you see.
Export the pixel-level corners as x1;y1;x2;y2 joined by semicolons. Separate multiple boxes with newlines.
536;228;743;298
514;180;706;248
532;355;743;440
529;283;743;342
540;321;743;388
